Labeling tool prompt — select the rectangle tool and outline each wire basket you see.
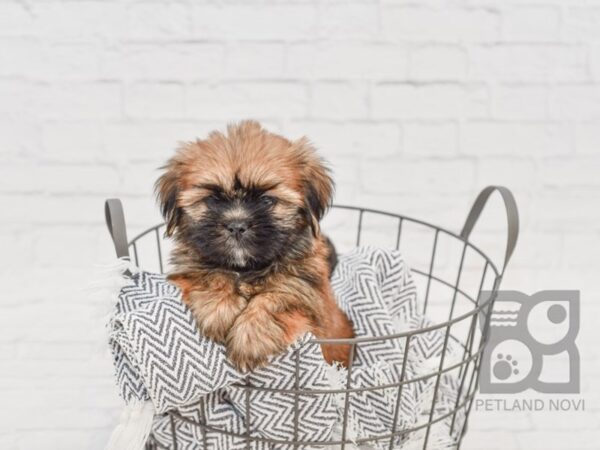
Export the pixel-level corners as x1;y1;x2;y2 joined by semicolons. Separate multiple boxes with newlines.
104;185;518;450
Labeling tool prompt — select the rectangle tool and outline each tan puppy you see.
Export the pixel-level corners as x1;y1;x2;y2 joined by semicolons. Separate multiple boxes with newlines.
155;121;354;371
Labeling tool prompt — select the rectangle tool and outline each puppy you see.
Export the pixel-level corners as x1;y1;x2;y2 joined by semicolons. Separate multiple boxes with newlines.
155;121;354;371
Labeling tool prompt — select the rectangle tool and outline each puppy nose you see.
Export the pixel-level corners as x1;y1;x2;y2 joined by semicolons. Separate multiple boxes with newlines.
226;220;248;236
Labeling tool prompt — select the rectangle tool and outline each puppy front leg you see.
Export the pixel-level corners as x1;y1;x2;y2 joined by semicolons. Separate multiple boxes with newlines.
171;274;247;344
226;294;312;371
187;290;247;344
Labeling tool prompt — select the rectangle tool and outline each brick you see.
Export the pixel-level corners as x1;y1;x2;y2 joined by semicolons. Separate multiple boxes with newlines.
38;83;122;120
409;45;467;81
0;39;41;78
286;122;401;157
540;156;600;188
41;122;104;162
102;43;224;81
575;123;600;155
192;4;317;40
563;7;600;42
0;231;34;271
0;81;40;120
0;386;119;409
0;41;100;81
124;83;185;119
33;1;127;42
494;84;548;120
32;226;108;267
509;231;562;269
372;84;489;119
517;431;600;449
127;2;191;40
469;44;588;82
286;43;409;80
0;2;34;36
0;164;120;195
2;407;113;430
548;85;600;120
362;159;476;195
104;121;222;161
468;408;533;431
381;7;500;42
0;120;40;161
476;158;537;190
403;122;458;156
0;434;16;449
501;6;560;42
318;3;379;39
591;45;600;82
3;194;109;225
310;83;368;119
3;1;600;448
536;190;600;231
461;430;519;449
119;161;164;195
39;43;102;80
224;44;285;79
186;82;307;120
461;122;572;156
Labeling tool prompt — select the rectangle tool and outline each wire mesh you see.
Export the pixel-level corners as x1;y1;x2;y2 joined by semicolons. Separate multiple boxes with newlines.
125;205;504;449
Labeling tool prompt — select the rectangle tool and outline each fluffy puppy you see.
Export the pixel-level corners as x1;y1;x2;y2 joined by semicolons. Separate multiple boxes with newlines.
155;121;354;371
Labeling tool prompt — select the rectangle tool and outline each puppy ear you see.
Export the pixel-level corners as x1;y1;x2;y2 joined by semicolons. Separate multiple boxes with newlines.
155;159;183;237
298;139;334;236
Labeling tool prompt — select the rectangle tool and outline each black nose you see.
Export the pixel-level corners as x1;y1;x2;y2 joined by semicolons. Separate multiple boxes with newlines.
226;220;248;237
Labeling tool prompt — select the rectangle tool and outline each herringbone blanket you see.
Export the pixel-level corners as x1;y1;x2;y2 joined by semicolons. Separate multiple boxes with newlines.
107;247;465;449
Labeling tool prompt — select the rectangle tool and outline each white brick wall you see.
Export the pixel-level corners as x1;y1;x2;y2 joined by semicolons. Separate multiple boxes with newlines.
1;1;599;449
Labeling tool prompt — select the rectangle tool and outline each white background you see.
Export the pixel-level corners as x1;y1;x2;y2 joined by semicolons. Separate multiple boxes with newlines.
1;0;600;449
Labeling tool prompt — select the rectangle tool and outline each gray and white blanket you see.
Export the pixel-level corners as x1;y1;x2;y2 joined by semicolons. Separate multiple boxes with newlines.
107;247;465;449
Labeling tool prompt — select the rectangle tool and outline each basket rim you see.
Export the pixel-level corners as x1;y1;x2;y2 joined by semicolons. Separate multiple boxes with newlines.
126;204;501;345
128;204;501;278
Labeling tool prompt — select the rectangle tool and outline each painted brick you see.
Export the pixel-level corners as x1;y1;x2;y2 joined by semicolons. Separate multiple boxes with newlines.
372;83;489;119
318;3;379;39
101;44;225;81
1;1;600;448
461;122;573;156
224;44;285;79
286;122;402;157
38;83;123;120
362;159;476;195
186;82;307;120
548;85;600;120
127;2;191;40
493;84;548;120
310;83;369;119
409;45;468;80
286;43;409;79
192;4;317;40
124;83;185;119
403;122;458;156
469;44;588;82
381;7;500;42
501;6;560;42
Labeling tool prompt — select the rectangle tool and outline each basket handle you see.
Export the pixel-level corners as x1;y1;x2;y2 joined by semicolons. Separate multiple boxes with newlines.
460;186;519;276
105;198;130;259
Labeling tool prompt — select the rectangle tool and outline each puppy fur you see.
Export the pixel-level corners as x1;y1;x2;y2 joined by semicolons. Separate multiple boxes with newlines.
156;121;354;371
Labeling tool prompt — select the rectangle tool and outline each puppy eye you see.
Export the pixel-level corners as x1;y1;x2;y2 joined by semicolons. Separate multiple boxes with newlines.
260;195;276;206
205;193;224;205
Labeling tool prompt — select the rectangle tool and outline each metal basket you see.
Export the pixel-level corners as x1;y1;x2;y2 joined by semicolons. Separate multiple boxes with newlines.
104;185;518;450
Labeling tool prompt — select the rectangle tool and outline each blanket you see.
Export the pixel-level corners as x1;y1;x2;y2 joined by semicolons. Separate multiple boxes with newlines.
106;247;466;449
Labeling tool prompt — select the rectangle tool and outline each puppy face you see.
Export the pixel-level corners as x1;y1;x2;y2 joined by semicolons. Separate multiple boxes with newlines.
156;121;333;272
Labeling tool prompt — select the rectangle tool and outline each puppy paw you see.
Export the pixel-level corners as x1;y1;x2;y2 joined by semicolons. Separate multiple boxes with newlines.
187;291;247;344
226;315;287;372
